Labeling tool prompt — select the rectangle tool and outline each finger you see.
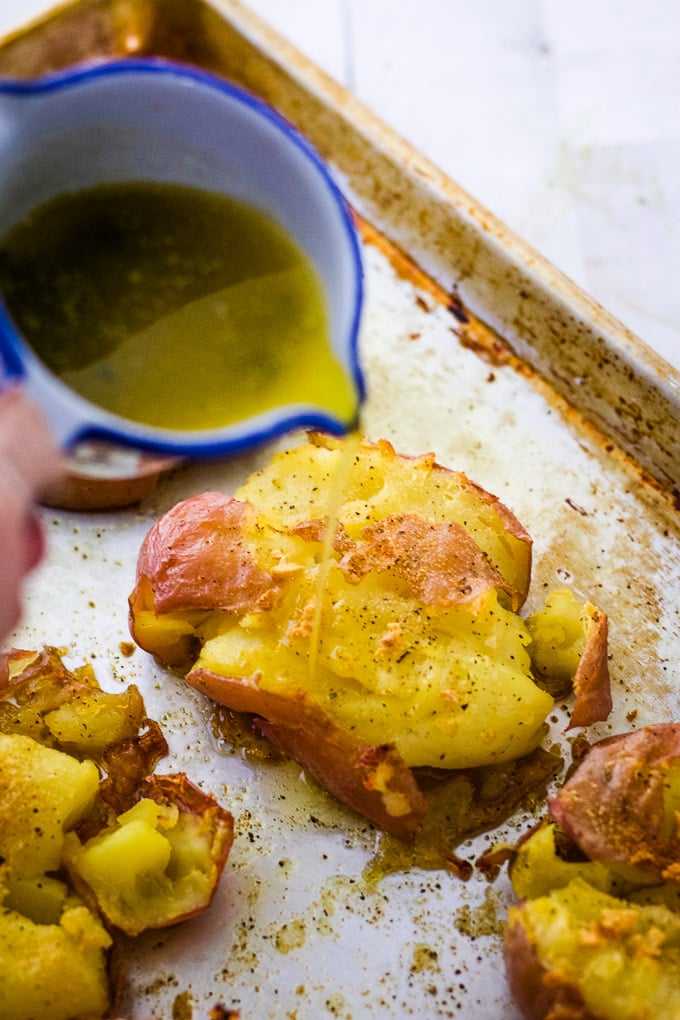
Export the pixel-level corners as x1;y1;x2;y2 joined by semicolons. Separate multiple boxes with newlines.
23;511;46;573
0;386;65;498
0;491;28;640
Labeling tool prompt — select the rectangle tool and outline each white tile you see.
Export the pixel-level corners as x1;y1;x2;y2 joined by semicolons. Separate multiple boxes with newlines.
543;0;680;58
574;139;680;363
553;47;680;148
242;0;349;85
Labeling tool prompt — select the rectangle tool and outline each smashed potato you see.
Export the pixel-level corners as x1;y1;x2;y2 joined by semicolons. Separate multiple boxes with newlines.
0;881;112;1020
65;774;234;936
504;724;680;1019
549;724;680;885
505;878;680;1020
0;647;234;1018
130;434;610;838
0;733;99;877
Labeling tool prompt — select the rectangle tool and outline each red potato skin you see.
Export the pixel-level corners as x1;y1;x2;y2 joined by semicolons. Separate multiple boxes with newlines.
134;491;281;615
337;513;521;609
0;644;87;698
141;772;235;923
188;667;427;839
504;915;600;1020
97;717;169;817
287;511;522;609
361;439;534;607
548;724;680;882
129;492;283;670
567;606;611;730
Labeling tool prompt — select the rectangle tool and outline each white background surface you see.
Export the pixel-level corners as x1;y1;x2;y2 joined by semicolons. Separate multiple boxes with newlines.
0;0;678;371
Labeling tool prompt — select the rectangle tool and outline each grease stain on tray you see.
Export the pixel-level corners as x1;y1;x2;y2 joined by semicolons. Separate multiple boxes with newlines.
275;918;307;954
453;886;505;940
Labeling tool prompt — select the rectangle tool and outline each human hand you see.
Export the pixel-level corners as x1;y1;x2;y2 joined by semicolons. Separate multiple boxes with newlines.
0;387;64;640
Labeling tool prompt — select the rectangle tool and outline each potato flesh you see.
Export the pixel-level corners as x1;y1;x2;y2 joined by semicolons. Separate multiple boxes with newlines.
75;816;172;891
0;732;99;876
0;895;111;1020
509;878;680;1020
3;872;69;926
510;822;616;901
527;589;588;682
44;685;146;756
197;576;552;769
66;794;227;936
129;594;206;668
234;436;532;602
0;648;152;761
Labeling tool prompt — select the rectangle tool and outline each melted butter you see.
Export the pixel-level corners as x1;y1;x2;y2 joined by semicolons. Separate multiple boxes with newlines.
0;182;356;431
309;431;361;679
211;695;562;876
364;746;562;879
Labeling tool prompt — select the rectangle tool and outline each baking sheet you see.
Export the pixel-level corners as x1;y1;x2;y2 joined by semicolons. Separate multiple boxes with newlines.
3;1;680;1018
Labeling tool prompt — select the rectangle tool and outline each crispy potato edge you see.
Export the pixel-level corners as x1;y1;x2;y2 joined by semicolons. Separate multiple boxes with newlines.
503;910;600;1020
188;666;427;839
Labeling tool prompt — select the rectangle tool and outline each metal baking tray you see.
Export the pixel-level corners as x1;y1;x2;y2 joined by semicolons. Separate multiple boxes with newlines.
3;1;679;1018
